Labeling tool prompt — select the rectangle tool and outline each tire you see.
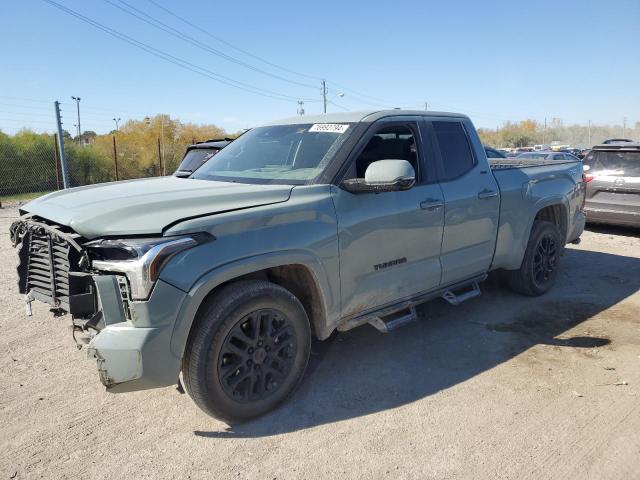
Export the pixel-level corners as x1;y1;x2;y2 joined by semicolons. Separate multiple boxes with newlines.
507;220;563;296
182;280;311;422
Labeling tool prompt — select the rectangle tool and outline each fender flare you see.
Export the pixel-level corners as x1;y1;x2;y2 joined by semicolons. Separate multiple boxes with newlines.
169;250;332;358
519;195;570;262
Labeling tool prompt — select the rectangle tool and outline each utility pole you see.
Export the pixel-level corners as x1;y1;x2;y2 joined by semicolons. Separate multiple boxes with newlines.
297;101;305;116
322;80;328;114
53;133;61;190
112;135;119;181
157;137;163;176
623;117;627;138
113;117;121;131
71;96;81;144
588;120;592;146
54;101;69;189
424;102;428;111
543;117;547;145
160;116;165;175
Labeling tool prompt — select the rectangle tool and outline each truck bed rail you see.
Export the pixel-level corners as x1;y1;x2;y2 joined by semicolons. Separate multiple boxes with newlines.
489;159;581;170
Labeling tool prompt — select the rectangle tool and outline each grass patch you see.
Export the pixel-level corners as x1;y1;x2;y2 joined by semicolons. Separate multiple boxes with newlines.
0;191;51;205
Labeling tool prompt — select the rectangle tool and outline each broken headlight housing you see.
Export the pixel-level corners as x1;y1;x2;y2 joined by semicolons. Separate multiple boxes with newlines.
86;233;213;300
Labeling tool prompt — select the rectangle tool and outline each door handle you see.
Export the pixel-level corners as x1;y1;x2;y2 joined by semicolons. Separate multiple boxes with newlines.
420;198;443;211
477;189;498;200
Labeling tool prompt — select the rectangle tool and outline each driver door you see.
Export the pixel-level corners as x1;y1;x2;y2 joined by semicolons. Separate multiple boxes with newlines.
332;118;444;318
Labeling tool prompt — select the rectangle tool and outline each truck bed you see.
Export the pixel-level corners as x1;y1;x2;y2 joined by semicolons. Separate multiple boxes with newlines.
489;157;584;271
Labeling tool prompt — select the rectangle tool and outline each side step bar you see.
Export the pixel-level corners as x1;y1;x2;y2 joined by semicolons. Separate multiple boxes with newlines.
367;281;482;333
441;281;481;306
368;305;417;333
338;274;487;334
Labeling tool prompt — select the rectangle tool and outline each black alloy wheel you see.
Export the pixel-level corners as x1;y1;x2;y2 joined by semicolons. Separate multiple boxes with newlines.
182;280;311;422
218;308;297;403
532;233;558;287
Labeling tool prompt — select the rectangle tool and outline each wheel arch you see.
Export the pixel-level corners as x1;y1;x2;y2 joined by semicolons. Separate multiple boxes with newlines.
170;252;332;360
503;198;569;271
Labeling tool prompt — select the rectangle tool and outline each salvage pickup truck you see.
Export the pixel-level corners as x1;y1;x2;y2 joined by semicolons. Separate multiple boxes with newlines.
10;110;586;422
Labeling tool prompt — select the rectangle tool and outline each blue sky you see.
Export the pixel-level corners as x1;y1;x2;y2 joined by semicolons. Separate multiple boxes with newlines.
1;0;639;135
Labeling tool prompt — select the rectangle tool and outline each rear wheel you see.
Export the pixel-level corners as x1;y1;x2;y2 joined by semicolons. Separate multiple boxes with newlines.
507;220;562;296
182;280;311;422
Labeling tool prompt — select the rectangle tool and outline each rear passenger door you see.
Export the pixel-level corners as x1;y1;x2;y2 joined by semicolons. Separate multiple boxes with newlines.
427;119;500;285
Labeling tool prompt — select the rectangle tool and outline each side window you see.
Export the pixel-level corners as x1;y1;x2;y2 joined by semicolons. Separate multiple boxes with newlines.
346;124;420;180
433;121;475;181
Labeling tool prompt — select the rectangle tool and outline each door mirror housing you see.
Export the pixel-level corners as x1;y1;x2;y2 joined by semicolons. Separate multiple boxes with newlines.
342;159;416;193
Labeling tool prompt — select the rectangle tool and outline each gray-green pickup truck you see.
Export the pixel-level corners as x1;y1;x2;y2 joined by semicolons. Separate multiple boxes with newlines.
10;110;586;421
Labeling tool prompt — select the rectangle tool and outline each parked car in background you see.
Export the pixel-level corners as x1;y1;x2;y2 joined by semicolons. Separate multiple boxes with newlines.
561;148;582;157
533;144;550;151
583;142;640;227
602;138;634;145
484;146;507;158
517;151;580;161
578;149;591;159
175;138;233;177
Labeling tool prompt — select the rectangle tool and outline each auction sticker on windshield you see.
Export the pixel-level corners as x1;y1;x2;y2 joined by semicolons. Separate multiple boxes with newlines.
309;124;350;133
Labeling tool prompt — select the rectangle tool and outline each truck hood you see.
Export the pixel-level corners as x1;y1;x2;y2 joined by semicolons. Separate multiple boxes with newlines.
22;176;293;239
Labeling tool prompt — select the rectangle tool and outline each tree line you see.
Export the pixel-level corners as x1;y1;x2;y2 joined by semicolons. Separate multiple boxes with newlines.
478;119;639;148
0;115;234;196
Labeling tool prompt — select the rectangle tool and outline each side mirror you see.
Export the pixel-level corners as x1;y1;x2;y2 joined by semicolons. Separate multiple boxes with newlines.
342;159;416;194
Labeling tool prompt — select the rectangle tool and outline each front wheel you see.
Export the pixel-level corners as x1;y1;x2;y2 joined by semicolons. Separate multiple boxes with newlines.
507;220;563;296
182;280;311;422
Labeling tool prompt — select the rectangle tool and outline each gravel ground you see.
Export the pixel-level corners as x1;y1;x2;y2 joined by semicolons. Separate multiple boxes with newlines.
0;205;639;480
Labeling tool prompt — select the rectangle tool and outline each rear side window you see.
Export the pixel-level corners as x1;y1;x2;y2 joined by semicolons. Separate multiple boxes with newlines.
178;148;220;172
433;121;475;181
585;150;640;176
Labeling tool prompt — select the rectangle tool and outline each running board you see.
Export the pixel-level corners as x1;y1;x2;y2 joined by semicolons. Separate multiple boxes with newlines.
441;281;481;306
368;305;417;333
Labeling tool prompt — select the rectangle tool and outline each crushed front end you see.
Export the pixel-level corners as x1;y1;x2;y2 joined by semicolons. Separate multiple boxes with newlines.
9;216;186;392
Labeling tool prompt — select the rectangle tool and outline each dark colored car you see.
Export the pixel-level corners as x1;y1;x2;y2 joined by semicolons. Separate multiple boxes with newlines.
484;146;507;159
516;152;579;161
174;138;233;177
561;148;582;157
583;143;640;227
578;149;591;159
602;138;634;145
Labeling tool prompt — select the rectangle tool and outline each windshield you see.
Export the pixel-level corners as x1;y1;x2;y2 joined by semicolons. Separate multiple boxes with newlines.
192;123;353;184
585;150;640;176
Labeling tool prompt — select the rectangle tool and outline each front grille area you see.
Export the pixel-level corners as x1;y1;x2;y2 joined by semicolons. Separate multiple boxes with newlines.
26;230;76;306
12;219;96;318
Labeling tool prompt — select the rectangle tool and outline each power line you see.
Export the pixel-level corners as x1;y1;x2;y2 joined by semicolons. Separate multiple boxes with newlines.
41;0;319;103
0;95;54;104
0;102;56;111
104;0;318;89
0;118;56;124
327;100;349;112
146;0;323;82
143;0;430;109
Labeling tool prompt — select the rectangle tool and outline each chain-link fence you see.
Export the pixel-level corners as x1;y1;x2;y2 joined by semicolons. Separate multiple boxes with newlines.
0;132;193;201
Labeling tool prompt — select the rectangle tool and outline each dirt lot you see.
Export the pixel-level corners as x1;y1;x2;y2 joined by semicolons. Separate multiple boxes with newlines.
0;205;639;480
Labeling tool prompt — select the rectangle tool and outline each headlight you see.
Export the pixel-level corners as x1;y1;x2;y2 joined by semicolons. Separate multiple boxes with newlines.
86;233;213;300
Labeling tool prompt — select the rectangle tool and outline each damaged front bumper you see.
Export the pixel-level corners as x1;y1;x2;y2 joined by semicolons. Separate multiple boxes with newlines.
85;277;186;393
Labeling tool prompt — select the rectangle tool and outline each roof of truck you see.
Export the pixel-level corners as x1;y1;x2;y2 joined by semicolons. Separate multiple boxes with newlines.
263;110;469;126
592;142;640;151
